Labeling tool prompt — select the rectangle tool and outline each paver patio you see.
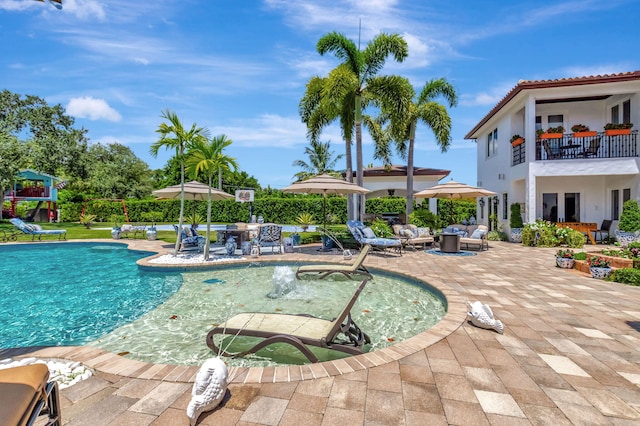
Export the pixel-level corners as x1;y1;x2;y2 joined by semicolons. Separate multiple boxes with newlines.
4;239;640;425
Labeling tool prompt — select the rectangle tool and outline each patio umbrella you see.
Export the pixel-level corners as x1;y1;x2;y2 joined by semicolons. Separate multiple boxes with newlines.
153;181;234;256
282;174;370;231
414;180;496;223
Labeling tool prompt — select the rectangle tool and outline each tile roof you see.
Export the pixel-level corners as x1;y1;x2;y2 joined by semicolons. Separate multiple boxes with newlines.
465;71;640;139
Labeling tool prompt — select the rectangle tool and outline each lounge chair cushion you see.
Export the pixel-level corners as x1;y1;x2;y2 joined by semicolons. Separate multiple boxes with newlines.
400;228;414;238
361;227;376;239
417;227;431;237
0;364;49;426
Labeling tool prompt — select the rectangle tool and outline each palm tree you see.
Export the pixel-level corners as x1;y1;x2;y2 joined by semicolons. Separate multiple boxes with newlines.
292;139;344;182
185;134;238;260
299;75;355;219
380;78;457;216
315;31;409;220
150;109;210;254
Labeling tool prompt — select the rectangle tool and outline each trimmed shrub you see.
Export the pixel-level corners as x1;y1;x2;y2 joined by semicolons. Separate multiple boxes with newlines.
619;199;640;232
509;203;523;229
608;268;640;286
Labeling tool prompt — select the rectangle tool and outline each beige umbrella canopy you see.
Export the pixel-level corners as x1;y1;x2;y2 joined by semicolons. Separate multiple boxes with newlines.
282;174;370;229
414;180;496;223
152;180;234;201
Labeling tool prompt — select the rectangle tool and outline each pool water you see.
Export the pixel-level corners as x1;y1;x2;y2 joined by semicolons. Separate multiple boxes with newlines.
1;243;446;367
0;243;182;348
91;264;446;367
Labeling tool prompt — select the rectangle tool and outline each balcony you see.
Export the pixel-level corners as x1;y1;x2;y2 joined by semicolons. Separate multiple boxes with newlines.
534;130;637;161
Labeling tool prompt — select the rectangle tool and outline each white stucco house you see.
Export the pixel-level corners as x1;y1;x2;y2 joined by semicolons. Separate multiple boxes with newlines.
465;71;639;234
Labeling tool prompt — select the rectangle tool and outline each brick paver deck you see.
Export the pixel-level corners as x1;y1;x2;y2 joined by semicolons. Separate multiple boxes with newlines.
3;239;640;425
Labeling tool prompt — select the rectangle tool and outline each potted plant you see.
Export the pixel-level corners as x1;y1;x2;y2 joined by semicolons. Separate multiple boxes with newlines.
79;213;96;229
295;212;315;232
510;134;524;146
509;203;524;243
142;211;162;240
616;199;640;246
290;227;302;246
540;126;565;139
571;124;597;138
604;122;633;136
111;214;125;239
555;249;575;269
587;256;612;279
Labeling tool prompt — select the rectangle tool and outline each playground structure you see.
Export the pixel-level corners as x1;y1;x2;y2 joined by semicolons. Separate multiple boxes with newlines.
4;170;63;222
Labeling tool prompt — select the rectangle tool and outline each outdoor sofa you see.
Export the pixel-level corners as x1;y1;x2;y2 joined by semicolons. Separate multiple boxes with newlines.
443;223;489;251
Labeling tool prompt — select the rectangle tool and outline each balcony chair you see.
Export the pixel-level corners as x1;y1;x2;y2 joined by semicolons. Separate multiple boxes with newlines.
542;140;560;159
256;223;283;254
580;137;601;157
591;219;613;243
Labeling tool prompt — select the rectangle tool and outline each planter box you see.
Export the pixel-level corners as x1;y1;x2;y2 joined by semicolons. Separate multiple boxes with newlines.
573;131;597;137
540;133;563;139
605;129;631;136
510;137;524;147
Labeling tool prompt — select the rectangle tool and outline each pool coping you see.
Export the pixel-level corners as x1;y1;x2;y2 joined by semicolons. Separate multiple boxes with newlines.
2;239;467;384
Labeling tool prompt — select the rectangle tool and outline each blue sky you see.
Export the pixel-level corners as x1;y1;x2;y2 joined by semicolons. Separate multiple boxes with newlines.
2;0;639;190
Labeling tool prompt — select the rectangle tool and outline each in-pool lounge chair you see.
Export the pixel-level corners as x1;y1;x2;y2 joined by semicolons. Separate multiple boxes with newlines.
10;218;67;241
0;363;61;426
295;244;372;280
206;278;371;363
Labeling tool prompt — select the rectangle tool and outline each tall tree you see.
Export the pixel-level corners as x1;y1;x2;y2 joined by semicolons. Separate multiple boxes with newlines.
292;139;344;182
314;31;409;220
378;78;457;216
82;142;153;199
150;109;209;254
299;75;354;219
0;133;27;219
185;134;238;260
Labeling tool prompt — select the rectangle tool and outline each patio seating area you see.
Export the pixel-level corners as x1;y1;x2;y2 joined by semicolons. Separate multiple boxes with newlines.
3;238;640;425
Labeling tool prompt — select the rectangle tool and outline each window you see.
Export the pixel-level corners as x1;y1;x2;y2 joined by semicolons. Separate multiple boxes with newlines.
623;100;631;124
502;193;508;220
611;105;620;124
548;114;564;130
535;116;542;132
612;189;620;220
486;128;498;157
623;188;631;203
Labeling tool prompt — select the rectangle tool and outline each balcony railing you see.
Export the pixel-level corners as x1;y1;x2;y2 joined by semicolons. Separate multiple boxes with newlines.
512;139;526;166
535;130;638;161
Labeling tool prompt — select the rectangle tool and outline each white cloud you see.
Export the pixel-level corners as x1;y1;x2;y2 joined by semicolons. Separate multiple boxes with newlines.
60;0;106;20
460;81;517;107
66;97;122;122
211;114;308;148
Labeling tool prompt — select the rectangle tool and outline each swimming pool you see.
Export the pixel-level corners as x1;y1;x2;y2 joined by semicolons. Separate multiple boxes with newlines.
1;243;446;367
0;243;182;348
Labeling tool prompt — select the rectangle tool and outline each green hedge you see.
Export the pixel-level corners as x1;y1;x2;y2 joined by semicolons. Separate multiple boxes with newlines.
59;196;410;225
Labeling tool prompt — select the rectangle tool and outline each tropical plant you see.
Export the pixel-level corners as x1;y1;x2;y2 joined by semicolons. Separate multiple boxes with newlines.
570;124;590;132
618;199;640;232
306;31;409;221
588;256;611;268
556;249;574;259
79;213;97;228
292;139;344;181
509;203;524;229
373;77;457;216
521;219;584;248
546;126;565;134
604;122;633;130
110;214;125;229
409;208;442;230
370;217;393;237
150;109;210;254
295;212;315;232
185;134;238;259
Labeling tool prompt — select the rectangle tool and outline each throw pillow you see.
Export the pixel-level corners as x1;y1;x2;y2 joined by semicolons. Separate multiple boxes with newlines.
400;228;414;238
469;229;486;239
31;224;43;231
362;227;376;239
417;227;431;237
352;226;364;240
